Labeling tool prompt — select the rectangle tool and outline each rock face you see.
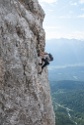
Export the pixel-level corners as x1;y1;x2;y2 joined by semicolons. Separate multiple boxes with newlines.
0;0;55;125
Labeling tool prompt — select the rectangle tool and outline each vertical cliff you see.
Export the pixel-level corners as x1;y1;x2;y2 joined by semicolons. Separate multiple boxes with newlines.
0;0;55;125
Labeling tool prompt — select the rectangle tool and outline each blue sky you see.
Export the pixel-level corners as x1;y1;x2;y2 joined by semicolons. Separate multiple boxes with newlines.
38;0;84;40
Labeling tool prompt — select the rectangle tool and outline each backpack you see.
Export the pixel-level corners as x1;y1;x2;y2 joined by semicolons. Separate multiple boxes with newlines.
48;53;54;61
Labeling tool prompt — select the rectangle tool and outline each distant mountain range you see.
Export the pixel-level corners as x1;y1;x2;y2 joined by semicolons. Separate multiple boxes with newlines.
46;38;84;66
46;38;84;81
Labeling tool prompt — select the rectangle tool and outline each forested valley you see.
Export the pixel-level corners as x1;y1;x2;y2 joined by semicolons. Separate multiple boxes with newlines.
50;80;84;125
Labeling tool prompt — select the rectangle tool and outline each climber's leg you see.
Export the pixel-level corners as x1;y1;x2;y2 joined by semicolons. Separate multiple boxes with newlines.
38;59;49;74
42;59;49;69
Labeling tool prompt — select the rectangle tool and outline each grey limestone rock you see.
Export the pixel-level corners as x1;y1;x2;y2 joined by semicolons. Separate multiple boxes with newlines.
0;0;55;125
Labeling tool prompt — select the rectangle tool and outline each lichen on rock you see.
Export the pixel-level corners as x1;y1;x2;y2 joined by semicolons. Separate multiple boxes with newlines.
0;0;55;125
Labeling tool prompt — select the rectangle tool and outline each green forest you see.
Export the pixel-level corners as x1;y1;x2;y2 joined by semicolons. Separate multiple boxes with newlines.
50;80;84;125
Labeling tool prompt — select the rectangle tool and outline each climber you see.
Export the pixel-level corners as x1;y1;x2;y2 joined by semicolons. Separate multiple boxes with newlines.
38;51;54;74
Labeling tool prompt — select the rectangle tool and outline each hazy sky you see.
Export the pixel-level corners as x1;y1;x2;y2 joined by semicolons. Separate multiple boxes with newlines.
38;0;84;40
